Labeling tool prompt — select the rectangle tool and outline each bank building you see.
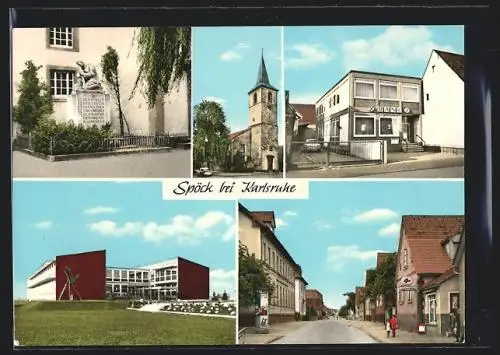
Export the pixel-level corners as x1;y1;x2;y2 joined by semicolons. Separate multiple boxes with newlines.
11;27;189;137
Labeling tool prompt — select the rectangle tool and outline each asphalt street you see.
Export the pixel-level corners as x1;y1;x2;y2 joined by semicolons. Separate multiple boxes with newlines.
12;150;191;178
271;319;377;344
360;166;464;178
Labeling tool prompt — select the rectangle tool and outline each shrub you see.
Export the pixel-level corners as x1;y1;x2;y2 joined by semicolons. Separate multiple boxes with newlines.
31;119;114;155
13;61;54;134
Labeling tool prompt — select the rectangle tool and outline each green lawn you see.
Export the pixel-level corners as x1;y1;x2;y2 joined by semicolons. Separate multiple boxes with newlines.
15;301;236;346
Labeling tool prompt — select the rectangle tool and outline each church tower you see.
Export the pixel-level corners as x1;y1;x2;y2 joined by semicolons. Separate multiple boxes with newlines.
247;52;279;171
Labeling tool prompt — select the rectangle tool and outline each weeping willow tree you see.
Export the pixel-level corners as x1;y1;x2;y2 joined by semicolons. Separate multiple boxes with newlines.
130;27;191;135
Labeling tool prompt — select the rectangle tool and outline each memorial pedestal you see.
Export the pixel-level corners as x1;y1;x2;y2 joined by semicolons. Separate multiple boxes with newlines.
66;90;111;128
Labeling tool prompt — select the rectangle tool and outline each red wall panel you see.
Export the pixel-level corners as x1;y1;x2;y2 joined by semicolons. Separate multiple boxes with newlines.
55;250;106;300
177;257;209;300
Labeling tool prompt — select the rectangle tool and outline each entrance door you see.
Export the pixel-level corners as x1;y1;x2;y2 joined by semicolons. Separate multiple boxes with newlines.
402;122;410;142
266;155;274;171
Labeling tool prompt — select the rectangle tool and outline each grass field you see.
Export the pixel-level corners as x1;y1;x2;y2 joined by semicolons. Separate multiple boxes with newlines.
14;301;236;346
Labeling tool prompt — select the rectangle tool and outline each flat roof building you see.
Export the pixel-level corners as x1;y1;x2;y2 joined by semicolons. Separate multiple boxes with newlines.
26;250;209;302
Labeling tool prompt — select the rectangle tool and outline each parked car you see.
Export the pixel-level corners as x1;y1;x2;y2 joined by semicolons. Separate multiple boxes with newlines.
194;167;213;177
303;139;322;152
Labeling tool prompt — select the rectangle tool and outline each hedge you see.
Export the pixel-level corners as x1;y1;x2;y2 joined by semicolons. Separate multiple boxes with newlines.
31;119;113;155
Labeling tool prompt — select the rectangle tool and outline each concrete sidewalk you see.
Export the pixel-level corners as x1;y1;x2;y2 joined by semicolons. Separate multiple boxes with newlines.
345;320;457;344
286;153;464;178
238;322;307;345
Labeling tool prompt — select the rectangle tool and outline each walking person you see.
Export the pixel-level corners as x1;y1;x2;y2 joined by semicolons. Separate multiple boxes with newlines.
389;314;398;337
386;319;391;337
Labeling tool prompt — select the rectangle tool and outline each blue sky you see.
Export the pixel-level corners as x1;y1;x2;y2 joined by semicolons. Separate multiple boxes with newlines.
192;27;284;144
284;25;464;104
13;181;237;300
240;180;464;310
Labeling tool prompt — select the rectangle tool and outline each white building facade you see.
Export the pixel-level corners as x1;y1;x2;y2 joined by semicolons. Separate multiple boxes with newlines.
316;71;424;153
27;258;188;301
421;50;465;151
11;27;189;136
26;261;57;301
294;273;308;317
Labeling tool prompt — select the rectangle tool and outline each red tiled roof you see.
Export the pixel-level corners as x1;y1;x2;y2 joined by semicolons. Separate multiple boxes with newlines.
251;211;275;226
424;266;459;289
291;103;316;126
306;290;323;301
228;128;249;140
402;215;465;274
435;50;465;81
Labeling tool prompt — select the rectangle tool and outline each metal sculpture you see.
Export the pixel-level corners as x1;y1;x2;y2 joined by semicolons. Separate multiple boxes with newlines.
58;266;82;301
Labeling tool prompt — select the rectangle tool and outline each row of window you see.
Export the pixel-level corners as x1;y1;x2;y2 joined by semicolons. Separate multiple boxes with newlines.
318;114;406;138
262;241;295;283
398;289;414;305
354;80;420;102
252;91;273;106
271;283;294;309
106;284;177;297
106;269;177;282
316;94;341;115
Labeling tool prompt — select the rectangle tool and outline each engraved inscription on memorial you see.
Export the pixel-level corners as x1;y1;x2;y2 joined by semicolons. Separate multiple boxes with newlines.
78;93;106;126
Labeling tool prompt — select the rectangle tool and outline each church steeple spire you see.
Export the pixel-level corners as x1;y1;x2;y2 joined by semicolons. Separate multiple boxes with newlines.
248;50;278;94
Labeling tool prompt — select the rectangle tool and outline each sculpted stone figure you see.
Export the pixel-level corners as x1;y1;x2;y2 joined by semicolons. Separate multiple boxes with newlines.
74;60;102;91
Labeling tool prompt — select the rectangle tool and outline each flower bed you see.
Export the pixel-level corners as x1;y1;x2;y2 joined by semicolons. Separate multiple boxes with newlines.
160;301;236;316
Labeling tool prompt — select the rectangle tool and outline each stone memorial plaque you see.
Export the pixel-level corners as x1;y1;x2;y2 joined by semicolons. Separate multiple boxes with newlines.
78;92;107;127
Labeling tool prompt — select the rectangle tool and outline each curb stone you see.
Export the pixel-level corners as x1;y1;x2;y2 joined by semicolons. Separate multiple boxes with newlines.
17;147;174;162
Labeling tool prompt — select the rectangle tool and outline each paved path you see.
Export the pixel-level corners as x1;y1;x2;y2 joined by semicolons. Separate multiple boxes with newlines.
271;319;377;344
346;320;457;344
286;154;464;179
360;166;464;178
12;150;191;178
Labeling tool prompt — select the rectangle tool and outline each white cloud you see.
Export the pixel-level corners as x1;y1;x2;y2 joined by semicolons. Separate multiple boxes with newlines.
89;221;142;237
203;96;226;107
34;220;53;230
89;211;234;244
222;224;236;242
343;208;398;224
378;222;401;237
83;206;119;215
342;25;455;70
285;43;335;69
283;211;297;216
288;92;322;105
326;245;383;272
313;220;333;230
236;42;251;49
210;269;236;298
275;218;287;228
220;50;242;61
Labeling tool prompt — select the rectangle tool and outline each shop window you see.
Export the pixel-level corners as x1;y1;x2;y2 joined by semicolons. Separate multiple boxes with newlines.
353;114;376;137
379;116;400;137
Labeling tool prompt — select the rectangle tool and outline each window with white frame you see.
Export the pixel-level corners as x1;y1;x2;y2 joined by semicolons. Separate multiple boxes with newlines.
379;116;401;136
354;114;375;137
379;82;398;100
403;248;408;268
48;28;74;48
407;290;413;303
50;69;75;97
402;84;419;102
426;293;437;323
354;80;375;99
